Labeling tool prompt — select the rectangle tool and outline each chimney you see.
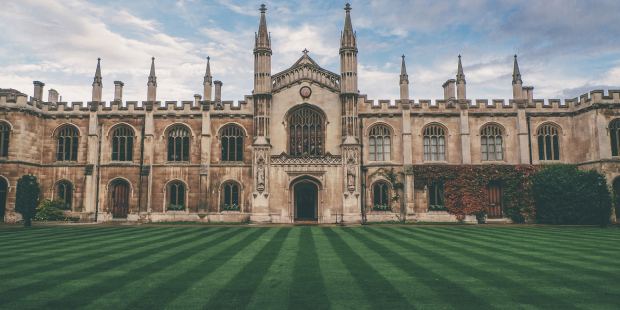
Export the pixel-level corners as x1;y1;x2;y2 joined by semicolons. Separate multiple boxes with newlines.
48;89;59;104
194;94;202;107
114;81;124;102
33;81;45;101
442;79;455;100
523;86;534;105
214;80;222;103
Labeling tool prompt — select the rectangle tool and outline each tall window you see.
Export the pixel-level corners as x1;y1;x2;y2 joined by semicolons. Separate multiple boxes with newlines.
0;122;9;157
221;126;243;162
169;182;185;207
57;126;79;162
429;184;444;207
56;181;72;208
481;125;503;161
537;124;560;160
369;126;391;161
610;120;620;156
423;125;446;161
167;126;189;162
222;182;240;206
111;126;133;162
289;108;323;156
373;182;390;206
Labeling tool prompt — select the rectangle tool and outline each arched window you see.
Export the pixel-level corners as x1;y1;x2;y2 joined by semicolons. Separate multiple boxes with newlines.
222;182;240;208
289;108;324;156
56;181;72;208
610;120;620;156
111;126;133;162
429;184;444;209
537;124;560;160
0;122;9;157
369;125;391;161
57;126;79;162
423;125;446;161
481;125;503;161
373;182;390;207
167;126;189;162
168;182;185;208
221;126;243;162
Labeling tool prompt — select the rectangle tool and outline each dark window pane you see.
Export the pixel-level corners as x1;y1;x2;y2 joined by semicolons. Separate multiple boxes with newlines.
612;130;618;156
183;137;189;161
236;137;243;161
430;186;436;205
66;185;72;207
553;136;560;160
170;184;177;205
1;131;8;157
168;137;174;161
127;137;133;161
538;136;545;160
545;136;552;160
221;137;228;161
232;184;239;205
381;185;389;205
57;137;64;161
374;184;380;205
224;185;231;205
174;137;182;161
178;184;184;206
229;137;235;161
119;137;125;161
112;136;119;161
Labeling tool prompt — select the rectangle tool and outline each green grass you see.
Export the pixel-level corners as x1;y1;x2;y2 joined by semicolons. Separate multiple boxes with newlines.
1;226;619;309
142;221;249;225
365;221;474;225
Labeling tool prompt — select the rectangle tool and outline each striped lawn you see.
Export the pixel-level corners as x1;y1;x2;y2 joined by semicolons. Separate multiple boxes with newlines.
1;227;619;309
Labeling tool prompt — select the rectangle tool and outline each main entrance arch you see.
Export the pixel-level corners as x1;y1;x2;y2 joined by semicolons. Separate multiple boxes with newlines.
294;181;318;221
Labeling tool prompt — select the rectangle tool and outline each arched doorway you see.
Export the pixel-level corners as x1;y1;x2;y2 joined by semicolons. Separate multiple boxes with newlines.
294;181;318;221
0;177;7;221
112;182;129;218
487;182;503;219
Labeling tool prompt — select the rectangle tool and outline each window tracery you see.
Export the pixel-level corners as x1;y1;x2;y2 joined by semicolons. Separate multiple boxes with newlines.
369;125;391;161
289;108;323;156
481;125;503;161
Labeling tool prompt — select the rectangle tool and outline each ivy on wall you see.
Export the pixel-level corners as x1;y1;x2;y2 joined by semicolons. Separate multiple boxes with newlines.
408;165;539;222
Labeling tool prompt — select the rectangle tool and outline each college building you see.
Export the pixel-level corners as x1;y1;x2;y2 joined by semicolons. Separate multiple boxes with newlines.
1;4;619;223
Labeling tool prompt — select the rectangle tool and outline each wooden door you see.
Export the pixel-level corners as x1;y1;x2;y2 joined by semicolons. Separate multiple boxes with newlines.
487;182;503;219
112;183;129;218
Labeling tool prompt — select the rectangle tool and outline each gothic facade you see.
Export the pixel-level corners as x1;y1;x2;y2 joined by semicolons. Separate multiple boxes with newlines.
1;4;619;223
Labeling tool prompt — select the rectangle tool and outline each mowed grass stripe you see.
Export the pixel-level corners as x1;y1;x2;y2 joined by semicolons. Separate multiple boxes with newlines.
288;227;330;310
312;228;371;310
325;227;412;309
419;227;620;294
378;227;583;310
80;227;256;310
202;228;292;309
0;227;129;252
440;227;620;275
245;227;301;310
487;227;620;250
0;227;156;270
0;227;223;308
344;228;496;310
0;227;192;283
121;227;272;310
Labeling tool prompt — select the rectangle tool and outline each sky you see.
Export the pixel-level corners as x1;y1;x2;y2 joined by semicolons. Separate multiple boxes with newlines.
1;0;619;105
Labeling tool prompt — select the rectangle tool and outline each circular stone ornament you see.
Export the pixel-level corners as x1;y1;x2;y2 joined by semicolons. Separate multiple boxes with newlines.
300;86;312;98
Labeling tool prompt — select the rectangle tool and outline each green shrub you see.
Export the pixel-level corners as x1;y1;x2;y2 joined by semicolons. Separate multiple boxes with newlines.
532;164;612;226
15;175;41;227
428;204;447;211
222;204;239;211
167;204;185;211
373;204;391;211
40;197;70;210
35;203;64;221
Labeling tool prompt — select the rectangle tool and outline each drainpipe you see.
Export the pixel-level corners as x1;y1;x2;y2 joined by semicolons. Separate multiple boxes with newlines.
527;116;533;164
94;122;103;222
137;117;146;215
360;118;367;224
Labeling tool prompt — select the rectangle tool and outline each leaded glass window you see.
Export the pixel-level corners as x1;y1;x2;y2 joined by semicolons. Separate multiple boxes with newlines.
289;108;323;156
537;124;560;160
423;125;446;161
369;126;391;161
221;126;243;162
111;126;133;162
57;126;79;162
481;125;503;161
168;126;190;162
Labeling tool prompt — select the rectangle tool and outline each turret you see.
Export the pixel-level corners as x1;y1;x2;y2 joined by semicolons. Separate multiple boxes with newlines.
203;56;213;102
456;55;466;101
253;4;272;94
512;55;523;100
147;57;157;102
33;81;44;102
399;55;409;101
340;3;357;94
114;81;124;102
92;58;102;102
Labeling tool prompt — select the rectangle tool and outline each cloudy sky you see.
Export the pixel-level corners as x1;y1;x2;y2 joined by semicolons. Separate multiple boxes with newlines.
1;0;619;104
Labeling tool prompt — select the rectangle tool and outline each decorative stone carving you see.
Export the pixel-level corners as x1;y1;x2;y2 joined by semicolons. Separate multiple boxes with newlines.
254;147;269;192
347;160;356;191
271;152;341;165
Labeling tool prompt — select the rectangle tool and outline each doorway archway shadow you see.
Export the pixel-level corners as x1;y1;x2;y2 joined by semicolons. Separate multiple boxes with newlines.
294;181;318;222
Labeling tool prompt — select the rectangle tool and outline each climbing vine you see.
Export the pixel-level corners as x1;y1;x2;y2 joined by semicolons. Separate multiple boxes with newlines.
408;165;539;222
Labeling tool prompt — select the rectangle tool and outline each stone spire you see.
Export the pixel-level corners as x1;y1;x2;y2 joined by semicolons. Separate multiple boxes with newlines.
255;4;271;50
512;55;523;100
399;55;409;101
340;3;356;48
147;57;157;102
456;55;466;100
92;58;102;102
203;56;212;102
339;3;358;94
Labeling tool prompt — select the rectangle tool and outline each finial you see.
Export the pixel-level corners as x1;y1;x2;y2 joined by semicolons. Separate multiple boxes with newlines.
344;3;351;12
514;54;517;58
152;57;155;61
458;54;461;59
302;48;309;55
260;4;267;13
97;57;101;62
402;55;405;59
207;56;210;60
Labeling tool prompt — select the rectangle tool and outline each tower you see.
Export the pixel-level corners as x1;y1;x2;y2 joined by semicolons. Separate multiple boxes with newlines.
250;4;272;222
512;55;523;100
92;58;102;102
456;55;466;101
399;55;409;101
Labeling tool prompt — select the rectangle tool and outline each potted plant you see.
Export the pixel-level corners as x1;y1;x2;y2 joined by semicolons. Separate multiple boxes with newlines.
167;204;185;211
476;210;487;224
222;204;239;211
373;204;391;211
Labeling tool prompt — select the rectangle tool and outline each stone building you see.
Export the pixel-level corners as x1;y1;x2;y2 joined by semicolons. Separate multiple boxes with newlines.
1;4;619;224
